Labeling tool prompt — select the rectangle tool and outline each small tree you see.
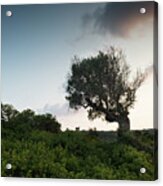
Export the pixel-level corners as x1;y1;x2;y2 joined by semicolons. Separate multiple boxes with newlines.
1;103;19;122
66;47;145;134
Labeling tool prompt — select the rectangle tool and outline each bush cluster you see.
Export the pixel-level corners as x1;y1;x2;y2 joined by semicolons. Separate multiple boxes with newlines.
1;104;157;180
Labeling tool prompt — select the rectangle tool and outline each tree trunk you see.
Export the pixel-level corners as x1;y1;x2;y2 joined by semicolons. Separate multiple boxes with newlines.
118;115;130;136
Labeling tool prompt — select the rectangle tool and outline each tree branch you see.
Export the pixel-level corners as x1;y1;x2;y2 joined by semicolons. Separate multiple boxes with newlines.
85;97;118;122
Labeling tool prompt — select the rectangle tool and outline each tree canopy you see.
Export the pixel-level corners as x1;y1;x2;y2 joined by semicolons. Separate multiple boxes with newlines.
1;103;61;136
66;47;145;132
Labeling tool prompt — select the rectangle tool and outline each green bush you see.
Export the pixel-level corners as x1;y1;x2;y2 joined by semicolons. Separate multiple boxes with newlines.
1;129;157;180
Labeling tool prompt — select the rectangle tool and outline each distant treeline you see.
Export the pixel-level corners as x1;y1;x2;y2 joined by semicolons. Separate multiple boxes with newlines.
1;103;61;138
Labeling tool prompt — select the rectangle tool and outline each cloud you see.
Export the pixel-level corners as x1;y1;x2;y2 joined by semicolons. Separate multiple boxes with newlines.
37;103;75;117
82;2;154;38
145;65;153;77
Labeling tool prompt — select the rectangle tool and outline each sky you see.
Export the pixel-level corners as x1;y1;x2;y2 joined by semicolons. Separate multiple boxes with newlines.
1;2;157;131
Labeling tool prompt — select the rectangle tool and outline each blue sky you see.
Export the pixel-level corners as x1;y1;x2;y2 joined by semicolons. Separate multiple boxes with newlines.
1;2;156;130
2;3;107;108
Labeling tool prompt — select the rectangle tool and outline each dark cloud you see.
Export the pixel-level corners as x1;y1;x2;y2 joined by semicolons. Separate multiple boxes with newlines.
82;2;155;38
82;13;93;28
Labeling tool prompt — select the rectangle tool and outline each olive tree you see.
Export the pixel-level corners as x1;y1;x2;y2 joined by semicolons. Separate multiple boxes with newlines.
66;47;145;133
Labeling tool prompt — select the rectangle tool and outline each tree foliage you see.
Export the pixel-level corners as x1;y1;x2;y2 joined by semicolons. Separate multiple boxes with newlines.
1;103;61;138
66;47;145;132
1;126;157;180
1;103;19;122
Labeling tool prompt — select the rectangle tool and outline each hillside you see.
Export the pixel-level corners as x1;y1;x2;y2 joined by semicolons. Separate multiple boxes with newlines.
1;104;158;180
1;126;158;180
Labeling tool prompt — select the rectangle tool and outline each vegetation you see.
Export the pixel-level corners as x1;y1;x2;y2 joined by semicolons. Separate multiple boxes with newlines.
1;104;61;139
66;47;145;134
1;103;157;180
